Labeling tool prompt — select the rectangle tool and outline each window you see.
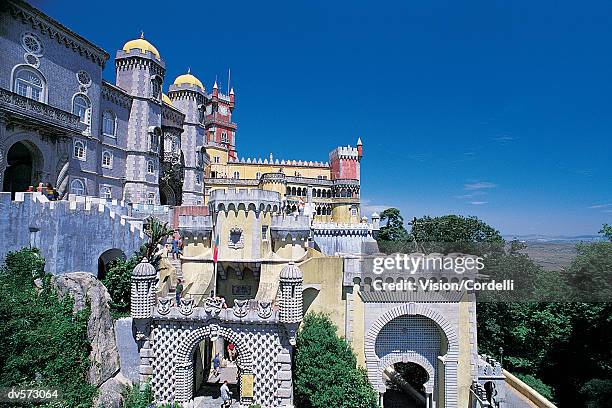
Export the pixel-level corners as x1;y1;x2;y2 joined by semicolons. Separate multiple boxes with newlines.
102;151;112;168
351;207;358;216
147;160;155;174
149;128;161;152
13;67;45;102
147;193;155;205
150;76;162;100
73;94;91;133
214;156;220;164
221;132;228;143
256;172;262;180
21;32;43;55
196;174;202;185
99;186;111;199
233;171;240;179
73;140;86;160
102;111;116;136
262;225;268;241
70;179;85;195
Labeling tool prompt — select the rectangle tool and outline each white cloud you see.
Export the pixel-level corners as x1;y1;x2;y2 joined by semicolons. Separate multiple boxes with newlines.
588;203;612;209
493;135;517;144
360;199;394;216
464;181;497;190
470;201;488;205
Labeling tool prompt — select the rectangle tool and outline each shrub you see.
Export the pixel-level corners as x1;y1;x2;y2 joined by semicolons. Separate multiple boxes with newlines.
0;248;97;407
516;374;555;402
121;381;153;408
294;313;377;408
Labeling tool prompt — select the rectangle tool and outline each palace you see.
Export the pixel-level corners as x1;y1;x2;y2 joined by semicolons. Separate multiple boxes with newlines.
0;2;512;408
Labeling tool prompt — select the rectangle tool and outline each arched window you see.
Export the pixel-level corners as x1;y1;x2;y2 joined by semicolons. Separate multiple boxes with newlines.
147;160;155;174
102;110;116;136
256;172;262;180
70;179;85;195
73;140;86;160
147;192;155;205
150;76;162;100
73;94;91;134
102;151;112;168
233;171;240;179
99;186;111;199
13;66;45;102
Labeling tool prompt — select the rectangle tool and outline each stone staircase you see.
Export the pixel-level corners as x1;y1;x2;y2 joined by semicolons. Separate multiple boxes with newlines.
166;257;183;300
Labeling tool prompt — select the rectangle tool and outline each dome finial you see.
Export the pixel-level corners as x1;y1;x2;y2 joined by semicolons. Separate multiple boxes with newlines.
187;67;191;74
140;30;144;39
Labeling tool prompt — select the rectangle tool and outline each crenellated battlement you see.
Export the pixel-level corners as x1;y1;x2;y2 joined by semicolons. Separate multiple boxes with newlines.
0;192;145;275
208;188;281;214
329;145;359;161
228;156;329;167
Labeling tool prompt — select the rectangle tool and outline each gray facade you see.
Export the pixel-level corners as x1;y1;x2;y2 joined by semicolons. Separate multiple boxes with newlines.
0;0;207;206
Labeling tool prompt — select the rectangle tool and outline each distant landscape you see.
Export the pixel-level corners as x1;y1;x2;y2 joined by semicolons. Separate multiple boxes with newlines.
504;235;603;271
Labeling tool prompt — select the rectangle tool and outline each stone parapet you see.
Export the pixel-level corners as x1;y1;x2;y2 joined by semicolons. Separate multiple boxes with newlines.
208;188;281;214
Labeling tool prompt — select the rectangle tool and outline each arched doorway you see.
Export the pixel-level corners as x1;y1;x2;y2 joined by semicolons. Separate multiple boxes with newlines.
2;141;43;196
383;362;430;407
97;248;126;281
365;303;459;408
159;184;176;206
175;325;253;405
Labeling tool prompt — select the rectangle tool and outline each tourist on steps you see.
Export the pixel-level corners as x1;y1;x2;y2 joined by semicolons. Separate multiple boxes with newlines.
213;353;221;378
220;380;232;407
175;279;183;306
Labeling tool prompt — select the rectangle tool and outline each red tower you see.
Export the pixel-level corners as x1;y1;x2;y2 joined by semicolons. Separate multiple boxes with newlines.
205;80;237;159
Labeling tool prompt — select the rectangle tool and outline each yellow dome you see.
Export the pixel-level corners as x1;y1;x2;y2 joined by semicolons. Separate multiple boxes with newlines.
162;93;172;105
122;37;160;59
173;73;204;91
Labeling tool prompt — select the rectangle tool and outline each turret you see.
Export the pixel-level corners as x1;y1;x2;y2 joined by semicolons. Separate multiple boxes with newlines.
279;262;303;345
357;137;363;160
131;258;157;319
212;80;219;99
169;70;207;205
229;87;235;108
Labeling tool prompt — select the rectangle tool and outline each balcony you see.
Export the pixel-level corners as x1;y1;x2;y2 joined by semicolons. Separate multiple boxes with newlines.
204;113;237;130
0;88;85;134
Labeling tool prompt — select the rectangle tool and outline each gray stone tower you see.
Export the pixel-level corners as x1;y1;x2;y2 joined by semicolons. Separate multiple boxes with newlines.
115;35;165;204
168;72;206;205
279;261;303;345
130;257;157;384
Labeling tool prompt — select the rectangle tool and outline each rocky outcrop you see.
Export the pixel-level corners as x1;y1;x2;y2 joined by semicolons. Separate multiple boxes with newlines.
51;272;121;386
94;372;132;408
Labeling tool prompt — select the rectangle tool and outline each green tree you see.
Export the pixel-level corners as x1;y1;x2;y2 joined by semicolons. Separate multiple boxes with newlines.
0;248;97;407
408;214;504;254
102;255;140;317
599;223;612;241
294;313;377;408
378;208;408;242
103;216;173;316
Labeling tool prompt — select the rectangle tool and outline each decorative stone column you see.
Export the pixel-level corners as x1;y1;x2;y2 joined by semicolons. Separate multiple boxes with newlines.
279;262;303;345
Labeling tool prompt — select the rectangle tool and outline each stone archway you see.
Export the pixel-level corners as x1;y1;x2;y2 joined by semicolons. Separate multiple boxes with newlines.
365;303;459;407
174;324;253;404
97;248;126;280
2;140;44;195
379;353;435;395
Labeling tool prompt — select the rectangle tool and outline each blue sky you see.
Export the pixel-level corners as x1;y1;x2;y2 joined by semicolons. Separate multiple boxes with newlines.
33;0;611;236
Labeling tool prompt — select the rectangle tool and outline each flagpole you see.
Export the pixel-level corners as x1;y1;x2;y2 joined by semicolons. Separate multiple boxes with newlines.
213;260;218;297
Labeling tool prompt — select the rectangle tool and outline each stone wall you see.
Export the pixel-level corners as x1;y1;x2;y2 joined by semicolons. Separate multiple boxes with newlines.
0;192;145;275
